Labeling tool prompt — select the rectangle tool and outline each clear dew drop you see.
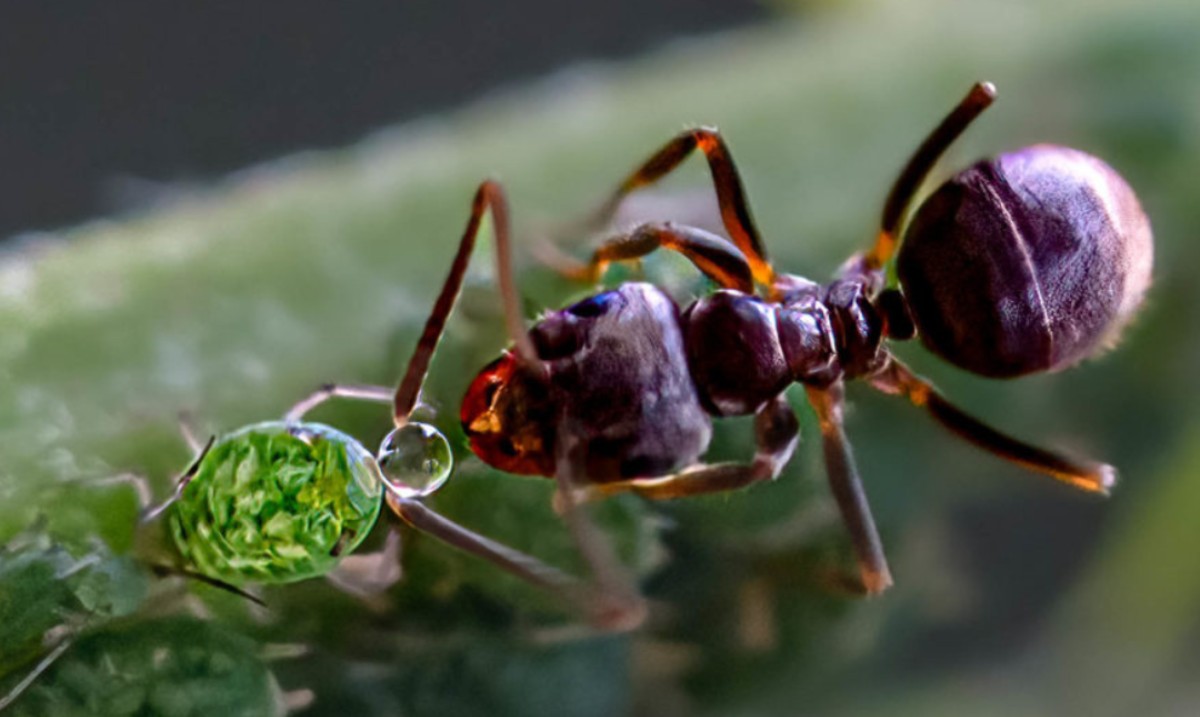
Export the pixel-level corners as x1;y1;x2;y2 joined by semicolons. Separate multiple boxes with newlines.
377;422;453;499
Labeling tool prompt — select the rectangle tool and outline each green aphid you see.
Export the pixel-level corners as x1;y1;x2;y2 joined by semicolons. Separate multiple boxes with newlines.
168;421;388;585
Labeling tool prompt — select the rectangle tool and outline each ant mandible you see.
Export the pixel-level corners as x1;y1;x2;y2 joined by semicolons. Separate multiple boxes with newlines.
454;81;1153;596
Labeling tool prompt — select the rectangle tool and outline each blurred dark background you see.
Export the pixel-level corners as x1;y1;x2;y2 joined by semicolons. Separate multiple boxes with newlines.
0;1;764;238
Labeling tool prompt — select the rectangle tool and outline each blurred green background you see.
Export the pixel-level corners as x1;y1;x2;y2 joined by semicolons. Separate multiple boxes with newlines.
2;0;1199;714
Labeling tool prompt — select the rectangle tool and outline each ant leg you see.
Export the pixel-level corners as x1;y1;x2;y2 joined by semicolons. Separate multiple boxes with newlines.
550;430;649;631
568;128;775;287
806;384;892;594
870;358;1115;494
385;494;640;630
394;180;540;424
549;221;754;292
276;182;541;600
861;82;996;271
291;181;539;429
284;383;394;423
572;395;799;503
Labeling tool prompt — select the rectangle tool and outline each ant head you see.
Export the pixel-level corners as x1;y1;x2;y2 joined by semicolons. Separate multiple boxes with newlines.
377;422;453;499
460;352;557;476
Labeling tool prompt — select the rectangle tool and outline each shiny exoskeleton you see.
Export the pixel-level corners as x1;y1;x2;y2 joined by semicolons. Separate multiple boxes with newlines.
898;144;1152;377
459;82;1152;595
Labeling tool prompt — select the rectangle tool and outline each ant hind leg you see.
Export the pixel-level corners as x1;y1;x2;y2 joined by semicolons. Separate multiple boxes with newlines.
858;82;996;273
870;358;1115;494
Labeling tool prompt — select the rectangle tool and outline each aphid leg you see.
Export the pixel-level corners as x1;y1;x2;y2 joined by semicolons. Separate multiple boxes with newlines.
141;435;217;523
95;472;154;512
567;128;776;287
862;82;996;271
870;358;1116;495
547;221;754;292
285;383;394;423
324;529;404;598
383;495;638;629
98;414;216;519
145;563;267;607
571;395;799;503
393;180;539;425
807;384;893;595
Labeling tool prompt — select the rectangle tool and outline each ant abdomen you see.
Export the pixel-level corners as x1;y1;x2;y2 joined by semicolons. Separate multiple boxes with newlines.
896;144;1153;378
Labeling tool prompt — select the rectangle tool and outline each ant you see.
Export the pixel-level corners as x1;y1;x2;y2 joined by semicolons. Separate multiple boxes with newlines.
151;82;1150;629
452;80;1152;598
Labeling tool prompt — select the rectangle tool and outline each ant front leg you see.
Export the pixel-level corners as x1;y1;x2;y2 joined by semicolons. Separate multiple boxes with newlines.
293;180;539;431
569;128;776;288
385;492;641;631
870;358;1115;494
573;395;800;503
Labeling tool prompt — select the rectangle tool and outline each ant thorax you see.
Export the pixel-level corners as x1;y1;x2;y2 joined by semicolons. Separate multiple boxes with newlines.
683;272;886;416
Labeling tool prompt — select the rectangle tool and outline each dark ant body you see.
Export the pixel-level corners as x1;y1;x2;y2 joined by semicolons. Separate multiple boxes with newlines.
294;83;1149;624
458;82;1152;595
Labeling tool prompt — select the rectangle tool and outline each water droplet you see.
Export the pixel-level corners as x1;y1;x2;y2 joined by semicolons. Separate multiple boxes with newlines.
378;423;453;499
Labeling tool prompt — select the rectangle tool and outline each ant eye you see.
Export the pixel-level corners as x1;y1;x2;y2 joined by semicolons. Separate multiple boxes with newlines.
567;292;615;318
378;423;453;499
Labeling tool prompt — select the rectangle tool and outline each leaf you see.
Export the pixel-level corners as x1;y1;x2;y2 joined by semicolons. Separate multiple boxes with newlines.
1;617;281;717
2;0;1199;713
